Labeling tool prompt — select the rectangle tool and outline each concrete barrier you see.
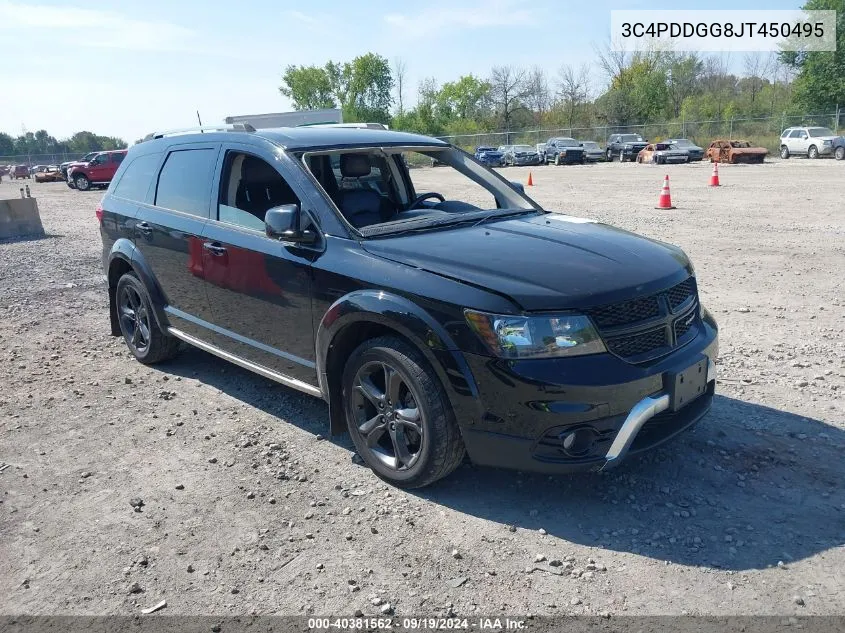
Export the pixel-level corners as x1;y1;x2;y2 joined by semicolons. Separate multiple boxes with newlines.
0;197;46;240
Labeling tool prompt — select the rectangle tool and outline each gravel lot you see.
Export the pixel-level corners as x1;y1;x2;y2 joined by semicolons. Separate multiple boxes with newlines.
1;159;843;617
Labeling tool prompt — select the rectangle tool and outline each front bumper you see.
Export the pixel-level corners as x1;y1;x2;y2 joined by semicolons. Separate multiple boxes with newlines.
457;317;718;473
512;156;539;165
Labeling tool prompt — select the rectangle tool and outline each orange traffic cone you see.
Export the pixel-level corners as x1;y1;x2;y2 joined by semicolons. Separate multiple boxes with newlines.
527;171;534;187
709;161;720;186
655;174;675;209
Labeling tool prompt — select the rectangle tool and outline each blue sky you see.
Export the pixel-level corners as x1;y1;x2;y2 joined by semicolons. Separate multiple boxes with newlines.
0;0;802;144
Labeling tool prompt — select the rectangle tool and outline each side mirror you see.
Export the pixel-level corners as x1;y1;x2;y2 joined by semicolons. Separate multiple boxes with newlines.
265;204;317;244
510;181;525;194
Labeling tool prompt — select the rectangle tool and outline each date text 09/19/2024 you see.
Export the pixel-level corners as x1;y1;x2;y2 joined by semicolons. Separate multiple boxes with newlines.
306;617;526;630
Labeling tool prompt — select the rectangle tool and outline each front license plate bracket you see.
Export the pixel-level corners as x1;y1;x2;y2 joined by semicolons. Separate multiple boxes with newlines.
667;356;708;411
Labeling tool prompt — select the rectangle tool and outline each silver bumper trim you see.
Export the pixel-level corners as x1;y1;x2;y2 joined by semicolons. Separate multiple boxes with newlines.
602;357;717;469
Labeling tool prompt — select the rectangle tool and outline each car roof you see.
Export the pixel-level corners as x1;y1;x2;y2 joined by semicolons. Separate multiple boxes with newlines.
140;126;448;151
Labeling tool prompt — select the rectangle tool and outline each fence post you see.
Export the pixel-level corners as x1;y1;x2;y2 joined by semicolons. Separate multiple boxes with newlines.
836;105;841;134
729;118;733;140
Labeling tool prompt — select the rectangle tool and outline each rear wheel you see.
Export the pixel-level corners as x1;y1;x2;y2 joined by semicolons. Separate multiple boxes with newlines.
835;146;845;161
342;336;465;488
808;145;819;159
116;272;180;364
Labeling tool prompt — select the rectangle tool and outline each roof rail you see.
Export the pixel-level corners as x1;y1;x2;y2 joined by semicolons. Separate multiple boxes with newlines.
298;122;389;130
142;122;256;142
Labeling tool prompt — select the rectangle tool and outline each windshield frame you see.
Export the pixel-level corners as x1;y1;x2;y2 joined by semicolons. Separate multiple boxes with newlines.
619;134;644;142
298;144;543;238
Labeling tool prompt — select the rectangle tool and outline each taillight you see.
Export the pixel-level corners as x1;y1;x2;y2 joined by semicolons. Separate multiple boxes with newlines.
95;204;103;223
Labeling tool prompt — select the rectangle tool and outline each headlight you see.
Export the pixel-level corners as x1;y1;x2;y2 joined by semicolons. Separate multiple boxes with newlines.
822;139;832;145
465;310;606;359
624;144;632;149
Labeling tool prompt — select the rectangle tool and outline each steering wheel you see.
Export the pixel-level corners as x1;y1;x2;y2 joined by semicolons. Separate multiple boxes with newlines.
408;192;445;210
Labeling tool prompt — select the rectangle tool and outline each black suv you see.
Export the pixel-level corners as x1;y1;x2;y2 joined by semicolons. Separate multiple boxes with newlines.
606;133;649;162
99;124;718;488
543;137;585;165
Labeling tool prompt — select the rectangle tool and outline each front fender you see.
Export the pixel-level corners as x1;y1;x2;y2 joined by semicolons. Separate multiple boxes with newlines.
316;290;483;434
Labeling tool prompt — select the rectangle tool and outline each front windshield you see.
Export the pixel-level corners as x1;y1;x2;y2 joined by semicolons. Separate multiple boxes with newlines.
512;145;534;152
808;128;835;137
557;138;580;147
581;142;598;149
301;146;539;237
671;139;692;147
620;134;644;142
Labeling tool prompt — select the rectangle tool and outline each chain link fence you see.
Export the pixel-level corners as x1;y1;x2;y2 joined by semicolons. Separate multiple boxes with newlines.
437;112;842;153
0;152;92;169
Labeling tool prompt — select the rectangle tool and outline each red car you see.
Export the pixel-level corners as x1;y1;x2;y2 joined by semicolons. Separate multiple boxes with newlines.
11;164;31;179
67;150;127;191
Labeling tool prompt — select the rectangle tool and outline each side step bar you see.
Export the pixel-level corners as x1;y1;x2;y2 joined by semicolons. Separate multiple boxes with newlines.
167;328;324;399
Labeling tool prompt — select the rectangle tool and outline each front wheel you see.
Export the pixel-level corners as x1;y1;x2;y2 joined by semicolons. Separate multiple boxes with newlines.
342;336;465;488
835;146;845;161
780;146;790;159
808;145;819;159
554;154;560;166
606;149;613;161
74;174;90;191
115;272;180;364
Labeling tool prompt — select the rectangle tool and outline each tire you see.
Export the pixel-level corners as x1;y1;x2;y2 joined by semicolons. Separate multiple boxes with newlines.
780;146;790;159
619;151;625;163
606;149;613;161
835;146;845;161
342;335;465;488
115;272;180;365
74;174;90;191
808;145;819;159
554;154;560;166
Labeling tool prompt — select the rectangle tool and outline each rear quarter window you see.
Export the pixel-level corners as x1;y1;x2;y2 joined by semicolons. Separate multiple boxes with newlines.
110;153;162;203
155;148;218;217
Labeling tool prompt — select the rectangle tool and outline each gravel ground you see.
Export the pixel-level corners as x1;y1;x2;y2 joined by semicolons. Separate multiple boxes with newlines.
0;159;843;617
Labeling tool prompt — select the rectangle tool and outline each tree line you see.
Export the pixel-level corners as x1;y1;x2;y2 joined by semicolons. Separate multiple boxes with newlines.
280;0;843;138
0;129;127;158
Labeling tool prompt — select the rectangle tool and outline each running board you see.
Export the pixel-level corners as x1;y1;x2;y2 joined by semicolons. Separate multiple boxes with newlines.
167;327;324;399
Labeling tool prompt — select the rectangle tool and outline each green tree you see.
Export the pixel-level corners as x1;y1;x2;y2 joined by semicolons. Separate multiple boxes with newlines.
435;75;491;121
0;132;13;155
279;64;336;110
782;0;845;112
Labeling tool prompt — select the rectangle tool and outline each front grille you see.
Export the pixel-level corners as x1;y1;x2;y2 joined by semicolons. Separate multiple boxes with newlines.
667;278;693;311
605;326;667;358
588;295;661;328
587;276;699;363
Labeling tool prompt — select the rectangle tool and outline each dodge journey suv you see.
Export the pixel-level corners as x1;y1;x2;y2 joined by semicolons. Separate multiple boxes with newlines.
99;123;718;488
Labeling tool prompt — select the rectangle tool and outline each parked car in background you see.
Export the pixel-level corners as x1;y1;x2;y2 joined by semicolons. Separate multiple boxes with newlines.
502;144;541;166
779;127;845;159
543;137;585;165
606;134;649;162
67;149;127;190
637;142;690;164
12;164;31;179
61;151;100;181
497;144;514;158
535;143;546;159
666;139;704;161
0;165;11;177
474;146;504;167
578;141;604;162
29;165;48;175
100;124;717;488
705;140;767;164
34;166;66;183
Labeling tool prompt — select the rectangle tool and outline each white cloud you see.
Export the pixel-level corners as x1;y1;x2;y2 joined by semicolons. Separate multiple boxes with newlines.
0;1;196;51
384;0;535;35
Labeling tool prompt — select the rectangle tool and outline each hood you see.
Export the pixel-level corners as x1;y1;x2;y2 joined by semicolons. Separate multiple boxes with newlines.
817;135;842;142
362;214;692;311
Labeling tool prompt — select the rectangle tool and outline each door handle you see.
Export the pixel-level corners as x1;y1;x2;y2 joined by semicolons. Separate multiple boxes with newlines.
203;241;227;256
136;221;153;235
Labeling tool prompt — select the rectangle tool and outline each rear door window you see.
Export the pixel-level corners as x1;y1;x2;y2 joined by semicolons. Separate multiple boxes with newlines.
155;148;218;217
111;153;162;203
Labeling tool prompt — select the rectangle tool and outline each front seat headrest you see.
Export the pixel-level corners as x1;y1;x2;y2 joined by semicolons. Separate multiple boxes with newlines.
340;153;371;178
241;157;280;183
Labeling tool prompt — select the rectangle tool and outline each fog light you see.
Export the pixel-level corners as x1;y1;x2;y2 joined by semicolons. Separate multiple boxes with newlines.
558;427;597;456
